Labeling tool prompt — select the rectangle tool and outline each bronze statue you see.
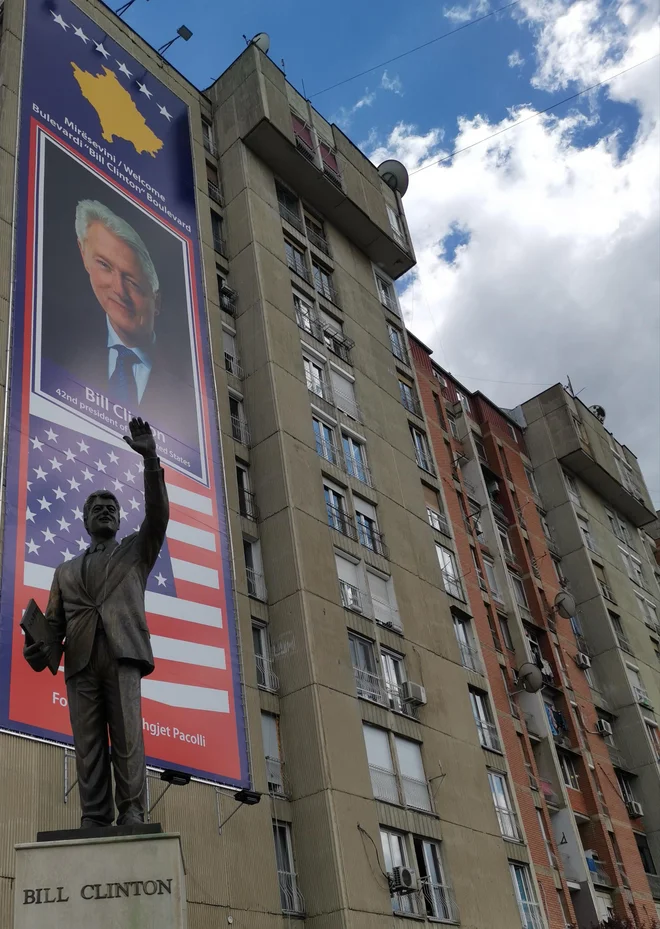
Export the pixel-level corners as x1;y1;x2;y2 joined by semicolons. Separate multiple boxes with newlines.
23;417;169;828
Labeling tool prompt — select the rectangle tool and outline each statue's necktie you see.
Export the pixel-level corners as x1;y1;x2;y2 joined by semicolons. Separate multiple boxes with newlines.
109;345;139;409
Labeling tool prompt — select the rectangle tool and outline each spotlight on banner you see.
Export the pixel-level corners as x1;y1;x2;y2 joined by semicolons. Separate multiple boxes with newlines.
158;25;193;56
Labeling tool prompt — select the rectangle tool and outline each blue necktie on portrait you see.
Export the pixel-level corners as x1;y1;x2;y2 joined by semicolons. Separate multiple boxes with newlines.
109;345;140;408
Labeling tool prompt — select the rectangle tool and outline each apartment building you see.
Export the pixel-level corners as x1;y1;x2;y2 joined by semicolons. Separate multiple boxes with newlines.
0;1;539;925
410;333;660;928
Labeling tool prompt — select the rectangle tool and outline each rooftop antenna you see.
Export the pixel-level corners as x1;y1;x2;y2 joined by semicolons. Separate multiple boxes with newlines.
158;25;193;55
565;374;575;396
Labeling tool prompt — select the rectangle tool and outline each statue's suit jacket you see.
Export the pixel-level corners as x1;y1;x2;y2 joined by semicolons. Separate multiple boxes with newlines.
44;464;169;681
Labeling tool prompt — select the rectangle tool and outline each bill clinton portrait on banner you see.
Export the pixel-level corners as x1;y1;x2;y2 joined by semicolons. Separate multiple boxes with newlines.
36;135;205;476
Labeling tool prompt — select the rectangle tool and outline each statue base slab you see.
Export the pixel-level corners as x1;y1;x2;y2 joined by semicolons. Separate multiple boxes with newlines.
14;831;187;928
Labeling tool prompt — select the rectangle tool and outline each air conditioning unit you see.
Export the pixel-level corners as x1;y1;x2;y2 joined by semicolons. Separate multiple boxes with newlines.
401;681;427;706
626;800;643;818
595;719;612;737
575;652;591;670
390;867;419;894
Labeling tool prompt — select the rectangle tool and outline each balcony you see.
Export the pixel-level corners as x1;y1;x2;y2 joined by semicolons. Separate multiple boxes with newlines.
208;181;223;206
475;718;501;752
277;870;305;916
441;570;464;601
369;763;400;805
357;523;389;559
588;861;612;887
326;503;359;542
401;391;423;418
238;488;259;521
306;224;331;257
458;641;483;675
539;777;562;806
246;567;268;602
212;231;227;256
278;200;305;233
224;353;244;379
428;508;451;536
255;655;278;691
265;756;287;797
230;415;251;447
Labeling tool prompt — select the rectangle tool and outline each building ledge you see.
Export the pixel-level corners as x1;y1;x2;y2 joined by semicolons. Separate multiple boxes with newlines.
561;447;655;527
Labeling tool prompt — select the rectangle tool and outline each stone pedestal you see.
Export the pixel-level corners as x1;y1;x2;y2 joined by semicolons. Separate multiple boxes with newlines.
14;832;187;928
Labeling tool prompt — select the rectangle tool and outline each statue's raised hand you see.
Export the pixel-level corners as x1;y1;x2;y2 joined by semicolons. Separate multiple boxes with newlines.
123;417;157;459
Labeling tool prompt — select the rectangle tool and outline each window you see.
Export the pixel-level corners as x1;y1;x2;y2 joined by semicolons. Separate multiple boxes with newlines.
636;594;659;629
413;838;456;921
625;550;646;587
217;270;236;315
510;863;543;929
497;522;513;558
244;539;266;601
330;368;359;420
312;417;338;465
455;388;470;412
381;650;408;714
499;614;514;650
635;832;657;875
538;511;553;542
211;211;225;254
320;310;351;362
606;508;628;543
291;111;315;157
471;690;501;751
610;612;631;651
252;623;277;691
201;118;216;154
273;822;303;914
424;485;449;535
363;726;431;811
303;356;327;400
305;214;330;255
564;471;581;507
552;557;566;586
646;720;660;762
536;809;553;864
349;634;382;703
595;563;616;602
380;829;415;915
467;497;485;542
454;616;482;673
276;183;302;229
509;574;529;611
206;162;222;204
376;274;398;313
342;434;369;484
578;515;598;553
433;393;445;428
261;713;284;796
387;204;407;247
616;770;636;804
312;261;338;304
223;329;241;377
508;422;519;443
594;891;615;923
488;771;518;838
355;497;385;556
558;752;579;790
626;664;650;704
472;435;487;463
436;545;463;600
388;324;408;364
319;141;341;186
399;379;420;416
410;426;434;473
229;395;250;445
236;465;257;520
285;239;309;280
446;409;459;439
294;291;318;336
367;570;400;628
335;553;363;611
483;557;503;602
524;466;538;495
324;481;352;537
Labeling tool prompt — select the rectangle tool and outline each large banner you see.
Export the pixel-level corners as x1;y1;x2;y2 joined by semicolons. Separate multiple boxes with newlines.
0;0;249;787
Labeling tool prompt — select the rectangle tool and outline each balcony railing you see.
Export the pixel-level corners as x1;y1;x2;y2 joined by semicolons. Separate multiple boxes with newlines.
357;522;389;559
323;325;353;364
314;273;342;308
401;774;432;811
224;353;244;379
400;391;423;418
518;901;544;929
344;450;372;486
306;373;334;405
428;507;451;536
385;680;417;718
246;567;267;602
495;806;519;840
326;502;359;541
340;580;363;612
220;286;237;315
589;861;612;887
354;667;386;704
606;743;629;770
306;225;331;256
599;580;616;602
294;132;316;163
414;448;436;475
615;631;633;654
315;434;341;467
212;231;227;256
389;334;410;366
277;870;305;916
287;254;312;284
230;415;251;446
379;289;398;314
296;307;324;343
322;162;343;190
339;579;401;629
255;654;278;691
441;570;464;601
208;181;223;206
203;134;217;156
583;534;599;554
238;489;259;521
369;763;400;805
391;227;408;251
458;641;483;675
265;756;286;797
278;201;305;233
333;386;362;422
632;684;653;708
475;718;501;752
420;880;459;923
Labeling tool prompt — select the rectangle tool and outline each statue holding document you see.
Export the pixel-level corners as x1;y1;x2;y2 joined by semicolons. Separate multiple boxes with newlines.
22;417;169;829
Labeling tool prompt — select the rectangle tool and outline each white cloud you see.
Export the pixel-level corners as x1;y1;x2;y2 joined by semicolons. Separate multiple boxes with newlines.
333;90;376;129
381;71;404;95
371;0;660;502
508;49;526;67
443;0;490;24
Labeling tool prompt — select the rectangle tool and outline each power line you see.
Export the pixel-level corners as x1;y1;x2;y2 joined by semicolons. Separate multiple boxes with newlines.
309;0;521;99
448;374;554;386
410;54;660;175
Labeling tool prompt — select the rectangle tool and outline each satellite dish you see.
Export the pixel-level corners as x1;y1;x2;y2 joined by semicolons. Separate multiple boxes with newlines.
589;404;606;424
517;662;544;694
250;32;270;54
378;160;409;196
554;590;576;619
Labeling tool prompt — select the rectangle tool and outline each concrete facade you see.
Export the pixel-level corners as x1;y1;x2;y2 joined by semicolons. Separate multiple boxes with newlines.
0;1;528;927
